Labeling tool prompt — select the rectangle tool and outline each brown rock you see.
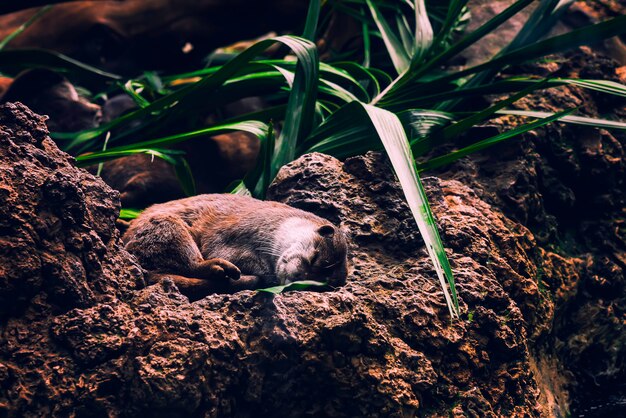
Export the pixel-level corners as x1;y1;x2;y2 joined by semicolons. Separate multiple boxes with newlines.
1;98;624;417
0;102;551;416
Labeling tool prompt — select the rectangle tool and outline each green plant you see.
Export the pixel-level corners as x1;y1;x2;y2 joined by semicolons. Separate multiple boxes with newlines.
3;0;626;317
257;280;328;294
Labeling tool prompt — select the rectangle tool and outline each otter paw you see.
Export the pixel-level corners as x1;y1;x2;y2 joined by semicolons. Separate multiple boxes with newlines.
196;258;241;281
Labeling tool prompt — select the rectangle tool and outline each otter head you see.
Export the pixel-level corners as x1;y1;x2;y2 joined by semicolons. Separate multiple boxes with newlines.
274;217;348;287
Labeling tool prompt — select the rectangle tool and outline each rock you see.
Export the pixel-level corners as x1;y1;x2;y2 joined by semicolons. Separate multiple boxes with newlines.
0;99;623;417
0;102;142;317
270;153;545;416
0;102;550;417
432;45;626;415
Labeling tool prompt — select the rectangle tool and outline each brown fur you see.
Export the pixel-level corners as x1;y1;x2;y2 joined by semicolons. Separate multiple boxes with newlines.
123;194;348;299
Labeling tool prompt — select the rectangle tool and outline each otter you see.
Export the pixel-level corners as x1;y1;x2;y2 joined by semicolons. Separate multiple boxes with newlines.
123;194;348;299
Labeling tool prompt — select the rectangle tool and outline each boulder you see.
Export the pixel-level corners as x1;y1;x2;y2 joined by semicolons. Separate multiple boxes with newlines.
0;102;560;417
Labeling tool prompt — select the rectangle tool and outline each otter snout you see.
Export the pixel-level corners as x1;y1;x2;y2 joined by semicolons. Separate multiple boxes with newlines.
276;252;309;284
274;219;348;286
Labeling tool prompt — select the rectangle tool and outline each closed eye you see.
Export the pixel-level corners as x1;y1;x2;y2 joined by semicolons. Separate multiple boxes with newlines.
316;260;341;274
321;260;340;269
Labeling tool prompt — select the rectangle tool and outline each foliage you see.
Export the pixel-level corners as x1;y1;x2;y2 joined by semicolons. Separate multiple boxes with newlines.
257;280;328;294
3;0;626;317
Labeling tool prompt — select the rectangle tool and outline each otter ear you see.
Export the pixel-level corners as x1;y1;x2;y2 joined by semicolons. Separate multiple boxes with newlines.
317;224;335;237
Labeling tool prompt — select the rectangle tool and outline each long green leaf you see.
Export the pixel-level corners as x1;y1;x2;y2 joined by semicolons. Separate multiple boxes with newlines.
411;79;550;156
397;14;415;58
362;103;459;318
270;37;319;177
172;156;196;196
412;0;433;64
366;0;411;73
497;109;626;130
429;0;469;55
0;49;121;83
75;148;182;167
54;35;317;149
410;0;533;76
303;0;321;41
434;15;626;84
418;108;576;171
506;0;562;50
245;124;275;198
397;108;454;143
0;6;53;50
303;101;460;317
381;76;626;111
75;121;270;165
381;0;534;101
257;280;327;294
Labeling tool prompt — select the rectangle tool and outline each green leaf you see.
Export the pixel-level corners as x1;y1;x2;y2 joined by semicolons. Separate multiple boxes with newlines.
75;121;270;165
301;101;383;157
397;108;454;143
396;14;415;57
560;78;626;99
332;61;384;98
381;0;534;102
119;208;142;220
75;148;181;167
172;156;196;196
257;280;328;294
436;14;626;84
362;7;372;67
497;109;626;130
429;0;470;54
411;79;549;156
506;0;563;50
361;103;459;318
411;0;533;76
120;80;151;108
366;0;411;73
0;5;53;51
244;123;275;198
412;0;433;64
55;35;317;149
0;49;121;83
229;181;253;196
271;37;319;177
381;76;626;111
303;101;460;318
303;0;321;41
78;147;196;199
303;103;452;158
418;108;576;171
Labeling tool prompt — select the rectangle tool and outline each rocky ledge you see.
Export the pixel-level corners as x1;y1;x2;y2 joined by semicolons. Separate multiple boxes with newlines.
0;102;623;417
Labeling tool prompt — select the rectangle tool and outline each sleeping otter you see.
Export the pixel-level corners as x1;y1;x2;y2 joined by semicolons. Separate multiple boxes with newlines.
123;194;348;299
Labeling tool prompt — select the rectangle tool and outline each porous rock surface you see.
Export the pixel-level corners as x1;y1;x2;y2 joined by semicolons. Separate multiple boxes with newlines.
0;102;610;417
435;45;626;415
